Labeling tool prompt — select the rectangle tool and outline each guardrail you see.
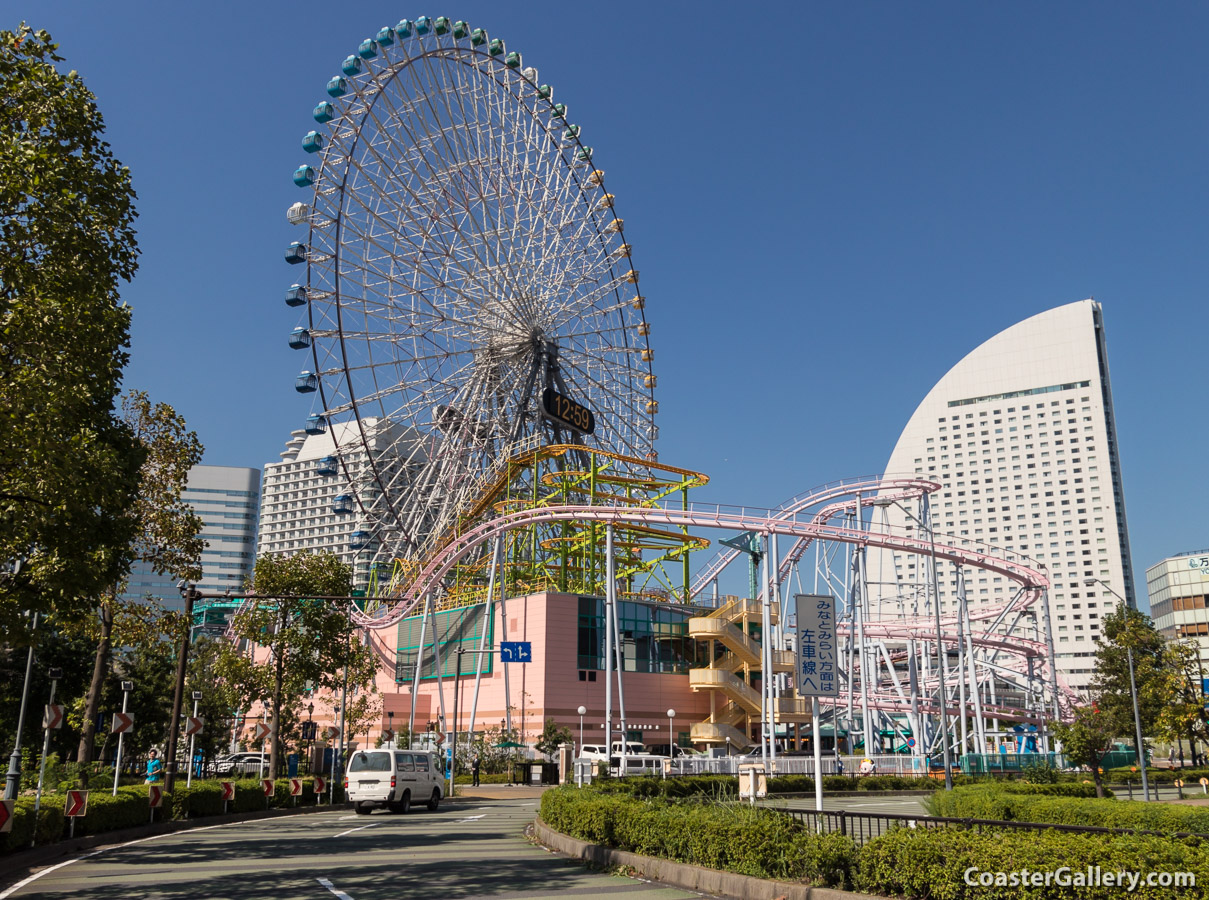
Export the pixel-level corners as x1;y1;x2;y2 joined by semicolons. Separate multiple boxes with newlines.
779;807;1209;846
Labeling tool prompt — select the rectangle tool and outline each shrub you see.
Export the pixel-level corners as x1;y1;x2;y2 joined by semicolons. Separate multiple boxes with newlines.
0;795;65;852
927;785;1209;833
539;786;857;888
856;826;1209;900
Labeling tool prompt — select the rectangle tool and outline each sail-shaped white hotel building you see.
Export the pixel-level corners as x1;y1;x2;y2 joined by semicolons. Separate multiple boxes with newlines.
878;299;1134;694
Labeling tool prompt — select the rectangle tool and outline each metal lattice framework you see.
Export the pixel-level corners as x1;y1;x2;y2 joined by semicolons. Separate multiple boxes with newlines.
285;17;656;565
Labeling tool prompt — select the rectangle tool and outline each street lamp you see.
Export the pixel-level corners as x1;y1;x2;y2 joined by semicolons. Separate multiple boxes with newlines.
1084;577;1149;802
577;706;586;757
666;709;676;780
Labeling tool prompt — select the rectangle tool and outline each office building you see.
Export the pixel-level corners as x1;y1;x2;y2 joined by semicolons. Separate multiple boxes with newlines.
123;465;260;609
878;299;1135;691
1148;550;1209;667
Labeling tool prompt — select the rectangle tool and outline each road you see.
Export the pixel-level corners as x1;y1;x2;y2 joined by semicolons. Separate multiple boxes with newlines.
2;797;704;900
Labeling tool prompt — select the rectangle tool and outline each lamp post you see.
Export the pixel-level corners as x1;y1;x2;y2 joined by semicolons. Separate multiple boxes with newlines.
187;690;202;788
4;603;37;801
666;708;676;780
166;582;199;792
1085;577;1149;802
112;680;133;795
577;706;586;757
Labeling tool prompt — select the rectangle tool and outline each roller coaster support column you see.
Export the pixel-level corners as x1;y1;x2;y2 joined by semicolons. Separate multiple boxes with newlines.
468;536;503;751
759;534;771;767
604;525;615;767
959;569;987;752
908;641;923;765
609;538;629;770
409;592;430;741
852;493;873;756
924;494;953;789
1038;571;1061;721
956;571;969;755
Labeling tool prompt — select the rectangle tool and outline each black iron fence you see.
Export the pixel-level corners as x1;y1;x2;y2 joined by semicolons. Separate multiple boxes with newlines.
779;807;1209;847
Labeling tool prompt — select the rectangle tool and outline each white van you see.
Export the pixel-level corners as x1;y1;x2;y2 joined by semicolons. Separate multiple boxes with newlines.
345;749;443;815
579;744;609;761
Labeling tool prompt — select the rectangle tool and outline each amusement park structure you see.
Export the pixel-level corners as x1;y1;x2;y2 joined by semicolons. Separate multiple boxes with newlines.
243;15;1081;767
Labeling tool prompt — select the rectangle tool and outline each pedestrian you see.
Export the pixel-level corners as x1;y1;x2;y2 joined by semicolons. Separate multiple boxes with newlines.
145;749;163;784
836;758;844;776
471;754;481;787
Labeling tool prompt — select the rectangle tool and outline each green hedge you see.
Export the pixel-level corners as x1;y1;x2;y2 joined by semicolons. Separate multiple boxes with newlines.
855;827;1209;900
1107;767;1209;785
999;782;1108;798
539;786;856;888
928;786;1209;833
0;796;64;853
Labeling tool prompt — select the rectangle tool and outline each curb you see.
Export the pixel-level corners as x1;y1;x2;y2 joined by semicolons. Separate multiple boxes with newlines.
531;817;877;900
0;801;351;889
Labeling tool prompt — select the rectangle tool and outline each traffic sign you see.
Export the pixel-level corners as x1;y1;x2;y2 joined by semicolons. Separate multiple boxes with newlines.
0;799;13;834
43;704;64;730
112;712;134;734
322;726;340;741
184;716;204;737
252;723;274;742
148;785;163;808
907;738;916;748
290;778;302;796
261;778;274;797
313;776;326;794
220;782;234;801
500;641;532;663
65;790;88;818
300;721;317;741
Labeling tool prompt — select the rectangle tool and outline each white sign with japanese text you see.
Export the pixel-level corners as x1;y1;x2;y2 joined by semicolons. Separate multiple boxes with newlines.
794;593;838;697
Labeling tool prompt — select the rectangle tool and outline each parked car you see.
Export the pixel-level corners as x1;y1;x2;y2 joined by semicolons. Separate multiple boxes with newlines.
213;752;267;776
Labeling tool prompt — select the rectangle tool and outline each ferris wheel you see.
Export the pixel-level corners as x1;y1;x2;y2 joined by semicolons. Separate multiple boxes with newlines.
284;17;657;565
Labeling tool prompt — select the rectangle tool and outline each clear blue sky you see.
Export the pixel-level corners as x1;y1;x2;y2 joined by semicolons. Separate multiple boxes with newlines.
9;1;1206;601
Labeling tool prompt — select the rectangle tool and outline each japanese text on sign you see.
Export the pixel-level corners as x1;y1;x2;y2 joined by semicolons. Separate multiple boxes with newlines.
794;593;838;698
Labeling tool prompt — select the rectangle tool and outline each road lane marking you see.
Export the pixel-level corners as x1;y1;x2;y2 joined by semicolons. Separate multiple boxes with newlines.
457;814;486;822
317;877;356;900
334;823;378;837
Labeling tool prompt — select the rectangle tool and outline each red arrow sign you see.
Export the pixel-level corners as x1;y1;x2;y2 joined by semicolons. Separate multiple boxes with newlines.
313;777;326;794
289;778;302;796
43;704;64;730
184;716;203;737
111;712;134;734
220;781;234;801
65;790;88;818
322;726;340;741
252;723;274;742
261;778;274;797
0;799;13;834
148;785;163;808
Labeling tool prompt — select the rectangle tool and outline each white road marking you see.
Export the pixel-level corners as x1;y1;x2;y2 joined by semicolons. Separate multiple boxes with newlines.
317;877;356;900
457;814;487;822
334;823;378;838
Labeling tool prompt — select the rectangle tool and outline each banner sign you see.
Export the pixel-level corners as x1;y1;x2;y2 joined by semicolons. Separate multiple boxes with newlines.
794;593;838;697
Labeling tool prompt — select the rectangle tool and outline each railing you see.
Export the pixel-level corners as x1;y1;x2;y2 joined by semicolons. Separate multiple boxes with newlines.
778;807;1209;846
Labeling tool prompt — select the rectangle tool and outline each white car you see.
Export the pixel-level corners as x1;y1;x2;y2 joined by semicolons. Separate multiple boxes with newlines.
346;749;443;815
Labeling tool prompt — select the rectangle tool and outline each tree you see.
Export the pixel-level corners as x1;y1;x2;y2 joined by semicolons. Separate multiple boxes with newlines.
0;25;145;634
223;552;377;777
1053;704;1115;798
1088;606;1170;746
534;718;573;761
76;392;204;769
1154;640;1209;767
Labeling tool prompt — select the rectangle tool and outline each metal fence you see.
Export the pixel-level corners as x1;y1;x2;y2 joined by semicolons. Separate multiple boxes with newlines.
778;807;1206;847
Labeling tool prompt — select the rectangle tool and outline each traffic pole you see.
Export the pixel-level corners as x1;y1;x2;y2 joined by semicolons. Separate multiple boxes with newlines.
31;669;61;846
112;682;132;795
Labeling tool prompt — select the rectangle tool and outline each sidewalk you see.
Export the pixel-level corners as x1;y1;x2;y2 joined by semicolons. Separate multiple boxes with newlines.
447;783;552;801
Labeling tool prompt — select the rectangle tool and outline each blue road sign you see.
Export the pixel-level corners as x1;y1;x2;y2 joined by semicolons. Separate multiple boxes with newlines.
500;641;532;663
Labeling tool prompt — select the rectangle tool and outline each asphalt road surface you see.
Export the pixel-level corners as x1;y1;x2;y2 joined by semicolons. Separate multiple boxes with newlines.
2;798;704;900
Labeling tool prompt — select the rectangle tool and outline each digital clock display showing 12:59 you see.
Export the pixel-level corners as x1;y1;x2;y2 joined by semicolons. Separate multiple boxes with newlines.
541;388;595;436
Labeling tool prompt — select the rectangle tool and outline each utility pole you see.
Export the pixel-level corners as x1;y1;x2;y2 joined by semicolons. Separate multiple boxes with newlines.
166;583;199;792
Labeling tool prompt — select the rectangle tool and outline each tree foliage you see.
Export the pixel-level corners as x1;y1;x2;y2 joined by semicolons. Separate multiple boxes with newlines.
0;25;145;634
218;552;378;775
534;717;574;760
1052;704;1115;798
1088;606;1170;743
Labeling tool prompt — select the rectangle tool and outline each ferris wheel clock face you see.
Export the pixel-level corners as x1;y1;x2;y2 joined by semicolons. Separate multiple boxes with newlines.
284;16;656;562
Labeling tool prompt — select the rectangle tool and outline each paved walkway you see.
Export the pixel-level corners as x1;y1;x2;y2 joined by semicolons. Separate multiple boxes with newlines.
1;796;706;900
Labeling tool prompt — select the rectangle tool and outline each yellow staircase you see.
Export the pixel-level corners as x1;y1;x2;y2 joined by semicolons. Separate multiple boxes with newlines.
687;596;812;750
